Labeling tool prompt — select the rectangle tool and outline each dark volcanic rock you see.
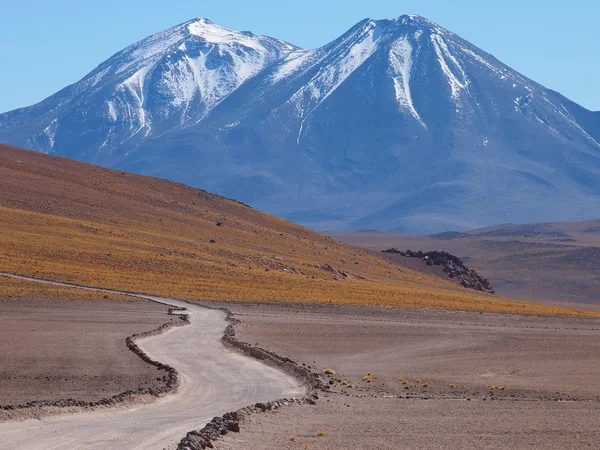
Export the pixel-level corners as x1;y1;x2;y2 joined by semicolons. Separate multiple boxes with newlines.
382;249;495;294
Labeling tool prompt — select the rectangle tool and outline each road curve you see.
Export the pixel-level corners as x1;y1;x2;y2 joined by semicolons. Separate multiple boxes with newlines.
0;274;306;449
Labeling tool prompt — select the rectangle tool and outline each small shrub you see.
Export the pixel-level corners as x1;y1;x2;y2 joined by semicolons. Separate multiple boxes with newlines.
316;431;327;437
323;368;336;375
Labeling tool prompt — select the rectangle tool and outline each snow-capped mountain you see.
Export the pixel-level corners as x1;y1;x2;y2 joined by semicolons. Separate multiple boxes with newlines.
2;15;600;232
0;18;296;160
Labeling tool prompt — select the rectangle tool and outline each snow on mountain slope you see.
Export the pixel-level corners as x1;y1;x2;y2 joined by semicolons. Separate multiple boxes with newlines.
0;18;295;160
1;15;600;233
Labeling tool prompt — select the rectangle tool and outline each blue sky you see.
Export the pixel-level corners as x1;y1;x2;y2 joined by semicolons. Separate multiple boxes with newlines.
1;0;598;113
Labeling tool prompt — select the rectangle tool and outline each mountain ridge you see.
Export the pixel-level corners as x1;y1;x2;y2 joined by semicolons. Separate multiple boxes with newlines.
1;15;599;233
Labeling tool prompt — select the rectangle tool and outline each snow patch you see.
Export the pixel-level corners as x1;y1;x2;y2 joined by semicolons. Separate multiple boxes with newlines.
106;101;118;122
188;19;264;51
116;29;185;75
290;20;384;143
272;51;315;82
43;119;58;148
114;18;293;128
431;34;469;100
221;121;240;130
388;37;426;128
460;47;531;89
120;64;154;134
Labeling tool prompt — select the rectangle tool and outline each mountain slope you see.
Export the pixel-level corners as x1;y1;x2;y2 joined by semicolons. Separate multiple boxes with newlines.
4;143;585;315
1;16;600;233
0;18;295;161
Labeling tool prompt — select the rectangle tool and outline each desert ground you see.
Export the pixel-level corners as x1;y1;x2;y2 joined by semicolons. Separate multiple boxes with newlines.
2;145;600;449
211;301;600;450
0;276;304;449
0;277;170;407
2;278;599;448
330;221;600;309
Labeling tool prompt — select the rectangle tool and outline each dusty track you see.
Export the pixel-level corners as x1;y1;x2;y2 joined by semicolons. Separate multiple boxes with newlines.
0;274;305;449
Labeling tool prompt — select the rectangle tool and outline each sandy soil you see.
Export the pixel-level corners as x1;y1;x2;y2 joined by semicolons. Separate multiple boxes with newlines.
212;302;600;449
0;292;304;449
0;299;171;405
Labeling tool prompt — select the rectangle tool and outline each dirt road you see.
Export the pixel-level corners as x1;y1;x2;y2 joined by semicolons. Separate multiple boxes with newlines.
0;274;305;449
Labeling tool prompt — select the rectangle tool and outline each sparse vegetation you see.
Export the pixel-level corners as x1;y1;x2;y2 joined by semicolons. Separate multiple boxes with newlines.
0;276;134;303
0;145;597;316
323;368;336;375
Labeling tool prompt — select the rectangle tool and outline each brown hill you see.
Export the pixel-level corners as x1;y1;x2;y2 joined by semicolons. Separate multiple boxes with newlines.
0;144;592;315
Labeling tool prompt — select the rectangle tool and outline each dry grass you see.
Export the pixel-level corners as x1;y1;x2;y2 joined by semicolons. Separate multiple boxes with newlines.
0;145;597;316
0;276;135;303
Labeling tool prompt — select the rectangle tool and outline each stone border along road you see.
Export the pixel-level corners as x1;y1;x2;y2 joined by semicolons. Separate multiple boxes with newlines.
0;273;306;449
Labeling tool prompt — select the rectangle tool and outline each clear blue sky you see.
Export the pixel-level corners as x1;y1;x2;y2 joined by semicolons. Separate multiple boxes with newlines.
1;0;598;113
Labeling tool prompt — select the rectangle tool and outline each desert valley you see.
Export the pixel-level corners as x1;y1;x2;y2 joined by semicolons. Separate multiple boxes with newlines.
1;7;600;450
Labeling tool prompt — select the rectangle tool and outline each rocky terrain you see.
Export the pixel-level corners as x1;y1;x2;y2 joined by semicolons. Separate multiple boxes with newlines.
381;249;495;293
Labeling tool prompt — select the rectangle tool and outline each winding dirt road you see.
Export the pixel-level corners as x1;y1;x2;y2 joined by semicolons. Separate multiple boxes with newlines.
0;274;305;449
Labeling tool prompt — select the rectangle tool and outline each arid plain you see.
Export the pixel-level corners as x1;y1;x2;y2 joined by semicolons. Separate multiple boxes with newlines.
1;146;599;449
215;302;600;450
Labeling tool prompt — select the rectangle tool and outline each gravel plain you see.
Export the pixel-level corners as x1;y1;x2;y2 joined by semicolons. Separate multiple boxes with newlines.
213;301;600;450
0;277;305;450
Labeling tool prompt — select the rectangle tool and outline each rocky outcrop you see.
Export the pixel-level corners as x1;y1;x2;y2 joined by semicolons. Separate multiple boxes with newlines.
176;398;309;450
382;249;495;294
317;264;365;280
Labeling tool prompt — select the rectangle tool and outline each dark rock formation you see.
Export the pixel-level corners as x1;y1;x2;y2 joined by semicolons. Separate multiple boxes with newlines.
382;249;494;294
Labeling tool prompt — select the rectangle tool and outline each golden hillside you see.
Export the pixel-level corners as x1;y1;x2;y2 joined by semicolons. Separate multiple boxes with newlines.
0;144;592;315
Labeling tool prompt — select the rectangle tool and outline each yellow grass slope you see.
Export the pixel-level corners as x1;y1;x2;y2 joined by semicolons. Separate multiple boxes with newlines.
0;145;592;315
0;276;134;303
